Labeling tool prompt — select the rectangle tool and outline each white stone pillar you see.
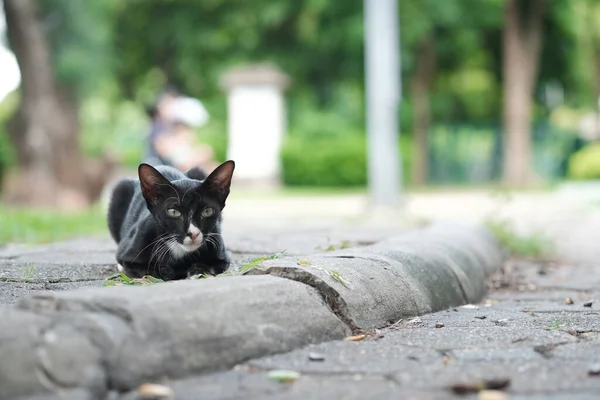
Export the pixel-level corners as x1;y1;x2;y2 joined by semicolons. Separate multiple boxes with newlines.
220;64;289;188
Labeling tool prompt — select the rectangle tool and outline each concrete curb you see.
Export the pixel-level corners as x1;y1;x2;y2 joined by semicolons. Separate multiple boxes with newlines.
0;223;505;399
246;223;506;331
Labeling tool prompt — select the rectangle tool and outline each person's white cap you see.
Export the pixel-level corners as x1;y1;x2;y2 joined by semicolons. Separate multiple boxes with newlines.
171;97;210;127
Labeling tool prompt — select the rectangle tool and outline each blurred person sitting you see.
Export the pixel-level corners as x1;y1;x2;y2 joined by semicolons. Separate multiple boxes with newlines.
144;89;219;173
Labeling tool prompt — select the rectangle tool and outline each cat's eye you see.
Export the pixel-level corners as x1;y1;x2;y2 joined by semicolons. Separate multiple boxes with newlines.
201;207;214;218
166;208;181;218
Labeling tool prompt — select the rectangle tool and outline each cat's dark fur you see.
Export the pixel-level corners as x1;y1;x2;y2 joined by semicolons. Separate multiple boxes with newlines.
107;160;235;280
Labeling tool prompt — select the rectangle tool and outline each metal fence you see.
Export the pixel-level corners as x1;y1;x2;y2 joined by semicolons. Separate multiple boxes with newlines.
427;122;582;184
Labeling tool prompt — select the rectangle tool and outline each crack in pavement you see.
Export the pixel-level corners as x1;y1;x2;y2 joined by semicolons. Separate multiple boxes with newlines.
0;277;109;284
248;266;361;333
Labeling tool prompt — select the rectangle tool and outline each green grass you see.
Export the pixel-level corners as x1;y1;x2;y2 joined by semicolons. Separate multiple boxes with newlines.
104;273;165;286
317;240;352;252
485;218;554;259
0;205;107;244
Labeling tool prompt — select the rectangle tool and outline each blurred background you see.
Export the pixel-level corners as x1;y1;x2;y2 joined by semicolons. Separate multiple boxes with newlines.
1;0;600;248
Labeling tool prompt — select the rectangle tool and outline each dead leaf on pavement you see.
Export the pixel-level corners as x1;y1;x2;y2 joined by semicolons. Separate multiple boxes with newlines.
479;390;508;400
344;334;366;342
450;378;510;394
138;383;174;399
588;364;600;376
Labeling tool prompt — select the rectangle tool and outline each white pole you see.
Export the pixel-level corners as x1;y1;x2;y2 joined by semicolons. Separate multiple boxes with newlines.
364;0;402;206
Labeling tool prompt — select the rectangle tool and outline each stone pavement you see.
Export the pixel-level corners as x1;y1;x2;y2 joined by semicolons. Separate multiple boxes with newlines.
160;259;600;400
2;185;600;399
113;188;600;399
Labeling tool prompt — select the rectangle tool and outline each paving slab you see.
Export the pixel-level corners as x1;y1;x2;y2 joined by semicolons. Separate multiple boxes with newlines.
138;249;600;399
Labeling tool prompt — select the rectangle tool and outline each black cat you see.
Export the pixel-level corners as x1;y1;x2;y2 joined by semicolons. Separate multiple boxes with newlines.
107;160;235;280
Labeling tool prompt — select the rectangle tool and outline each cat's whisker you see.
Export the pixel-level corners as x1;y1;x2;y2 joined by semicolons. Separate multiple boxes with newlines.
202;234;217;249
148;234;176;272
205;232;222;248
159;235;177;260
152;242;170;278
156;182;180;204
181;185;196;202
158;238;179;278
131;232;173;264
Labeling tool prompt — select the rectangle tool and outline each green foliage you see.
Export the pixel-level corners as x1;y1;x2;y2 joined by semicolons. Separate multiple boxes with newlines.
0;126;13;187
0;206;106;244
79;94;147;167
0;92;19;188
1;0;592;189
281;129;412;187
281;134;367;187
568;143;600;180
38;0;117;96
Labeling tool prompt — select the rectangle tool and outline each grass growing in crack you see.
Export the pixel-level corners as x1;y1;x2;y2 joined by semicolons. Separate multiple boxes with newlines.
329;269;350;288
188;251;287;280
103;273;165;286
547;320;562;330
317;240;352;252
485;218;554;259
21;263;35;280
238;251;286;273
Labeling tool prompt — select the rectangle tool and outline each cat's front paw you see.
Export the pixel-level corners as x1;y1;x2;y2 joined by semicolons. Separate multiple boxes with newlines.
186;258;230;279
186;263;214;279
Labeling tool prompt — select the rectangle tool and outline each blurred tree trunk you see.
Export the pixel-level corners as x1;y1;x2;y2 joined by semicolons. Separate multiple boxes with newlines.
410;35;436;186
2;0;110;209
502;0;547;187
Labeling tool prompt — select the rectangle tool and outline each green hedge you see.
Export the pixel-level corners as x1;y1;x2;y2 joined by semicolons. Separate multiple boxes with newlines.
281;134;412;187
281;135;367;187
568;143;600;180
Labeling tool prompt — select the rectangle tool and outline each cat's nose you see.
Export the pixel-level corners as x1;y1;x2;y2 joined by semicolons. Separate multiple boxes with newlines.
187;231;200;241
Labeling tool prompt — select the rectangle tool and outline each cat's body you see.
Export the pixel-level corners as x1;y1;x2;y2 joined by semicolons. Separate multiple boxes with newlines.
107;161;235;280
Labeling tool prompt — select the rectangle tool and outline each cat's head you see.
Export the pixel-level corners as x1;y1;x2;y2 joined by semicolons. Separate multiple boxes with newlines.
138;160;235;257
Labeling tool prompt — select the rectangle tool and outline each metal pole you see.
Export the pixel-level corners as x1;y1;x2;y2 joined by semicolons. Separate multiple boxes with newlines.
364;0;401;206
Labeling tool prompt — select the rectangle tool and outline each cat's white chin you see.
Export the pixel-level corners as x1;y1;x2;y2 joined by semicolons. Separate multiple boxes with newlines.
168;241;202;259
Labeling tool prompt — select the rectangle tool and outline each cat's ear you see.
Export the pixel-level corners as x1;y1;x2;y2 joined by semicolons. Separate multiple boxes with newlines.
185;167;208;181
138;164;173;206
201;160;235;205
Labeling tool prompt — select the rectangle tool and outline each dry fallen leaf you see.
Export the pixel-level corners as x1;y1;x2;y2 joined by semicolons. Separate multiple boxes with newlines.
268;370;301;383
450;378;510;394
297;260;312;265
138;383;174;399
479;389;508;400
442;356;452;365
588;364;600;376
565;297;574;305
344;334;367;342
